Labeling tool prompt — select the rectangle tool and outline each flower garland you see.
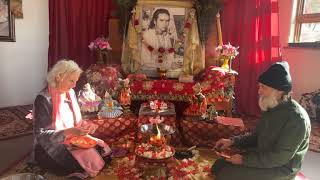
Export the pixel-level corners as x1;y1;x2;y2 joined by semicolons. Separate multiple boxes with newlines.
141;37;175;65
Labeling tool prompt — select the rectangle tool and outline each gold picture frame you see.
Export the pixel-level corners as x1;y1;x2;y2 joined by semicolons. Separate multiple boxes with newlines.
0;0;15;42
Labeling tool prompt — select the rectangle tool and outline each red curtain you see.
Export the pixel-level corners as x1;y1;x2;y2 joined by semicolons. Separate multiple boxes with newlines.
48;0;112;69
221;0;281;116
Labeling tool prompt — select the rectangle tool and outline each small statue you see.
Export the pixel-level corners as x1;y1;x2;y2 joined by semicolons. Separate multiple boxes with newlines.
207;105;218;121
118;78;131;107
149;115;164;125
183;83;207;117
78;83;102;113
98;91;123;119
149;100;168;113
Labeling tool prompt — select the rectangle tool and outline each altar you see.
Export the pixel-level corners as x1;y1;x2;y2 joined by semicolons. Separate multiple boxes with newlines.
81;0;241;152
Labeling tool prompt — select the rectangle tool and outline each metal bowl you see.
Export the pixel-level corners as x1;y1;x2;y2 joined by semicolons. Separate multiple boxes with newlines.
140;124;175;135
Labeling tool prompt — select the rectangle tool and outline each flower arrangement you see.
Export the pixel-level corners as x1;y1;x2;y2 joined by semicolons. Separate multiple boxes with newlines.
216;43;239;71
88;37;112;64
88;37;112;52
216;42;239;59
149;99;168;112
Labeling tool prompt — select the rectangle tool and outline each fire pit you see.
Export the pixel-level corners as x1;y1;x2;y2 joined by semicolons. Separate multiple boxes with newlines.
136;123;175;160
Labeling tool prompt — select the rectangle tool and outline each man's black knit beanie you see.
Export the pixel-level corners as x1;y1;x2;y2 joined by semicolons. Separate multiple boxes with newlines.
258;61;292;92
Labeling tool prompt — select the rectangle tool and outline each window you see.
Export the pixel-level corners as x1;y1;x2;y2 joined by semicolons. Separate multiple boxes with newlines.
289;0;320;47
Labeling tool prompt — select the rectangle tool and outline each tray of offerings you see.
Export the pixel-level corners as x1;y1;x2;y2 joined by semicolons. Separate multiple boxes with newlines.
135;143;175;160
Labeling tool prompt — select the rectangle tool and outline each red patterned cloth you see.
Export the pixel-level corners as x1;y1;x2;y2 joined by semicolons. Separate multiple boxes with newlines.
180;117;245;147
87;114;137;144
130;66;235;104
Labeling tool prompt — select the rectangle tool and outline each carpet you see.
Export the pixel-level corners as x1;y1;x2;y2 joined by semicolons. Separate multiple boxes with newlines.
0;105;33;140
309;122;320;153
0;149;309;180
0;149;215;180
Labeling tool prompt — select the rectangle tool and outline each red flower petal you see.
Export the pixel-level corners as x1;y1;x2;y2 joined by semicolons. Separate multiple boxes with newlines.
134;19;139;26
184;22;191;29
168;48;175;53
158;47;165;53
147;45;154;52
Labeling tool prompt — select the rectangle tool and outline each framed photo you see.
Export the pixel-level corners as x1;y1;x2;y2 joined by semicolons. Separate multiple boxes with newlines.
139;6;186;78
0;0;15;42
121;0;204;78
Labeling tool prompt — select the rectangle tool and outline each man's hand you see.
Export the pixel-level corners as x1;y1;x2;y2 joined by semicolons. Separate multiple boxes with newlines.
225;154;243;165
214;138;234;150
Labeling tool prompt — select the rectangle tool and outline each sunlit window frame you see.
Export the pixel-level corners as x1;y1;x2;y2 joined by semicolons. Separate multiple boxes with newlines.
289;0;320;48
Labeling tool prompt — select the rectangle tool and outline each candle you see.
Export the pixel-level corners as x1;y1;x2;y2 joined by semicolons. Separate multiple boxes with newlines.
216;12;223;46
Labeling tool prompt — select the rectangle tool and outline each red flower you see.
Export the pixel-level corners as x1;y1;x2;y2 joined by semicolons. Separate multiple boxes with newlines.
158;59;163;63
134;19;139;26
184;22;191;29
158;47;165;53
168;48;175;53
147;45;154;52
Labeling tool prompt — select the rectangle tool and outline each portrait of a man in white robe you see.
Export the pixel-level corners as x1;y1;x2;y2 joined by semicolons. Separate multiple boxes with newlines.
140;7;185;77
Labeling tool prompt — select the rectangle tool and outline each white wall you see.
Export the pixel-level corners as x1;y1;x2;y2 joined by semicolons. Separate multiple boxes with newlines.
279;0;320;101
0;0;48;108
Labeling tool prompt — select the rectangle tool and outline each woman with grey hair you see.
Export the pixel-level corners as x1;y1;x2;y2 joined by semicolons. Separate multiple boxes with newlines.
31;60;111;178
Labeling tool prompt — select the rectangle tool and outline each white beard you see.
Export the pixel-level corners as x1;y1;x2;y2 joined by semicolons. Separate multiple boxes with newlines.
259;92;279;111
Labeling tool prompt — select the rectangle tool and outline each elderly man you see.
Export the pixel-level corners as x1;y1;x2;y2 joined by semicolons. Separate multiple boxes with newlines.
212;61;311;180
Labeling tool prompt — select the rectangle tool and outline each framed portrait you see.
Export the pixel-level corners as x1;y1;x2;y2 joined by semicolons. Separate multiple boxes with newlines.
121;0;204;79
139;6;186;78
0;0;15;42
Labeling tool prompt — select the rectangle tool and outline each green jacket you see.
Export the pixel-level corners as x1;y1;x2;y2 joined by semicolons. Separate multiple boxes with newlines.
233;98;311;175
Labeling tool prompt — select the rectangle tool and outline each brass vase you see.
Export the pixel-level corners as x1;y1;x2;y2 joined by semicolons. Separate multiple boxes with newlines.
221;57;233;71
96;51;104;64
157;68;167;79
221;58;229;70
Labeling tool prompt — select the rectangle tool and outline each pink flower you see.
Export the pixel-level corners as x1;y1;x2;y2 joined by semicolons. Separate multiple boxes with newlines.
88;37;112;51
215;42;239;59
25;110;33;120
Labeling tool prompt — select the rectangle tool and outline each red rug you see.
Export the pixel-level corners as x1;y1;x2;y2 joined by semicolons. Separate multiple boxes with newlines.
243;117;320;153
309;122;320;153
0;105;33;140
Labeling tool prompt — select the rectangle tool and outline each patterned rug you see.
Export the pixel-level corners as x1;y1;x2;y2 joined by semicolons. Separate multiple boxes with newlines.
243;117;320;153
0;105;33;140
0;149;215;180
309;122;320;153
0;149;309;180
